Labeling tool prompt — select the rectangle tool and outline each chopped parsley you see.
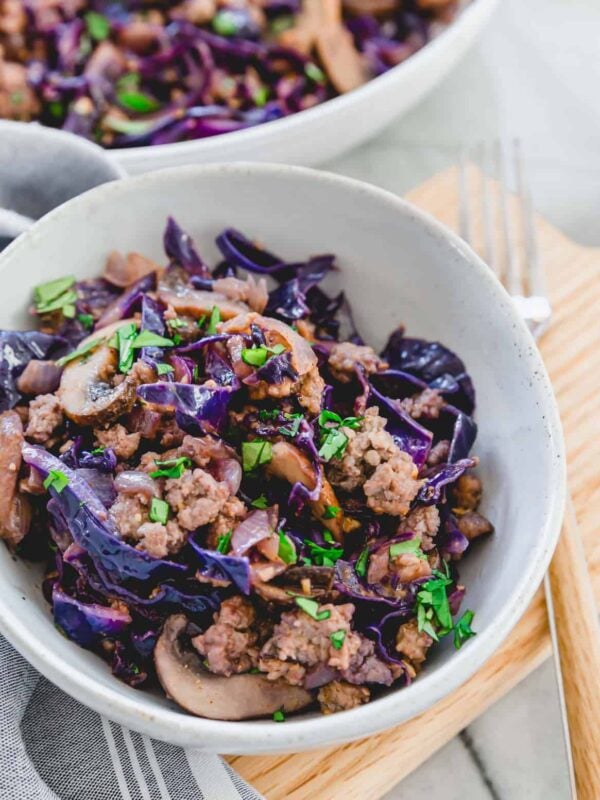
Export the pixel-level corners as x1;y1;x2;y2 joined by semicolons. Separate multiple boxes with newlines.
149;456;192;480
196;314;207;329
272;709;285;723
251;494;269;509
167;317;187;330
156;363;174;376
149;497;170;525
389;538;426;560
206;306;221;335
55;337;103;367
132;330;175;349
212;9;240;36
90;447;105;455
241;343;286;368
453;610;476;650
414;573;454;642
253;86;269;107
322;505;341;520
294;596;331;621
277;531;297;565
116;322;137;373
77;313;94;330
305;62;326;84
278;412;303;437
258;409;279;421
216;530;232;554
43;469;69;494
355;546;369;578
323;530;335;543
85;11;110;40
34;276;77;318
241;440;272;472
317;410;363;462
117;90;160;114
330;630;346;650
303;539;343;567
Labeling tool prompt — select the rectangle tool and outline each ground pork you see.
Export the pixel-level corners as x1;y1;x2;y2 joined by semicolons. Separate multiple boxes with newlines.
213;276;268;313
178;434;234;468
135;520;188;557
363;452;421;516
109;493;149;538
456;510;494;541
452;473;482;511
192;596;259;676
426;439;450;466
399;388;445;419
25;393;62;443
317;681;370;715
397;505;441;551
327;406;398;492
0;60;40;120
297;365;325;414
367;548;432;586
94;423;141;461
328;342;388;383
207;496;247;549
164;468;229;531
342;636;399;686
395;619;433;668
158;417;186;448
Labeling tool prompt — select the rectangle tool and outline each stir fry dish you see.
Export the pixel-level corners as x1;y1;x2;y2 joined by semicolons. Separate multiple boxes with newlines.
0;0;465;147
0;219;493;719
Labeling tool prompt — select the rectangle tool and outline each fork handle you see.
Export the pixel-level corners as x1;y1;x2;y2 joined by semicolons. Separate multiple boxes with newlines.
548;498;600;799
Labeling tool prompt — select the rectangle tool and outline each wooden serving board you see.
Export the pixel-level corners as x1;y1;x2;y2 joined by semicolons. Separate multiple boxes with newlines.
227;167;600;799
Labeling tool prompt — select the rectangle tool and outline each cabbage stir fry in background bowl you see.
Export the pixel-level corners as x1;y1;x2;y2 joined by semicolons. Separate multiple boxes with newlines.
1;215;491;721
0;0;467;148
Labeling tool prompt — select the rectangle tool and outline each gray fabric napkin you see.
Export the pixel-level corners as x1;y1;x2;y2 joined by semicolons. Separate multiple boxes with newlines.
0;122;264;800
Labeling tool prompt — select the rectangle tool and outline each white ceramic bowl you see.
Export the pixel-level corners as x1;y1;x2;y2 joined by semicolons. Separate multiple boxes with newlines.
0;164;564;754
112;0;499;175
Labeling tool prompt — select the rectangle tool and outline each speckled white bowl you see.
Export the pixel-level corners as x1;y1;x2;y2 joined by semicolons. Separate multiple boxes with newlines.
0;164;565;754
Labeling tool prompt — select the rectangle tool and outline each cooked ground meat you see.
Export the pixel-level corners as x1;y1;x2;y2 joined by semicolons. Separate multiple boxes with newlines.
367;548;432;586
456;510;494;541
452;473;482;511
179;434;234;468
297;365;325;414
25;393;62;443
363;453;421;516
426;439;450;466
317;681;370;714
328;342;388;383
159;417;186;448
395;619;433;668
399;388;445;419
398;505;441;551
108;493;149;539
343;635;399;686
192;596;260;676
94;423;141;461
207;496;247;549
165;468;230;531
135;520;188;557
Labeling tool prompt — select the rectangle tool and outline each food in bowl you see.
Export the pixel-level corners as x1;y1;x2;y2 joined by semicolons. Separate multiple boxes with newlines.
0;0;467;148
0;217;492;720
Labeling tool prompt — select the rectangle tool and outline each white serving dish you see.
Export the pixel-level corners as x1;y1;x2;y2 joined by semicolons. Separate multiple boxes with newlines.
0;163;564;754
111;0;499;175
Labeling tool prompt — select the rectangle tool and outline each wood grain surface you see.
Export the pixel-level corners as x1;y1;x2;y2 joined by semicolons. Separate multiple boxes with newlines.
227;167;600;799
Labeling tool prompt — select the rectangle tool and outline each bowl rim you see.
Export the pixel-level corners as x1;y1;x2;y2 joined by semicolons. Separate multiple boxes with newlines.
0;162;566;753
111;0;499;166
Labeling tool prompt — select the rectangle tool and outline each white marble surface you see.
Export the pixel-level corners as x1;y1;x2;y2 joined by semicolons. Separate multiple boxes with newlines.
321;0;600;796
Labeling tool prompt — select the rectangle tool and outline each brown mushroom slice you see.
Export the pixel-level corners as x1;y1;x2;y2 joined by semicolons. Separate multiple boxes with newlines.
342;0;398;15
158;284;248;320
58;319;151;426
221;312;317;376
155;615;312;720
253;566;336;605
315;21;369;94
0;410;30;548
267;441;344;539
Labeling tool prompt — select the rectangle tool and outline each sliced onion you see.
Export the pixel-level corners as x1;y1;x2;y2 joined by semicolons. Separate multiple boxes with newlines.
75;468;116;509
16;360;62;396
114;470;159;499
211;458;242;495
231;509;274;556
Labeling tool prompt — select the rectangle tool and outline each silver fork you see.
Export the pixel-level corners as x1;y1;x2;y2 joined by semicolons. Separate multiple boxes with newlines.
458;141;575;798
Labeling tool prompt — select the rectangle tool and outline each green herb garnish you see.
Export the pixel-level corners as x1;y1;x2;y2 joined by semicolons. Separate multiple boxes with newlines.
323;505;341;520
453;610;476;650
90;447;105;455
323;530;335;543
116;322;138;373
305;62;326;84
303;539;343;568
242;440;272;472
117;90;160;114
241;346;268;367
149;456;192;480
355;546;369;578
389;538;426;560
330;630;346;650
278;412;302;437
258;409;279;421
253;86;269;107
34;276;77;318
132;330;175;349
317;410;362;462
103;117;155;136
167;317;187;330
77;313;94;330
43;469;69;494
216;530;233;554
212;9;240;36
414;574;454;642
270;14;294;34
277;531;297;565
272;709;285;723
157;363;174;376
294;596;331;621
149;497;170;525
251;494;269;509
55;337;103;367
85;11;110;40
206;306;221;335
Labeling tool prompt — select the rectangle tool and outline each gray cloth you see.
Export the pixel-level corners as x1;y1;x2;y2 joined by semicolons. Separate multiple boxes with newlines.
0;633;264;800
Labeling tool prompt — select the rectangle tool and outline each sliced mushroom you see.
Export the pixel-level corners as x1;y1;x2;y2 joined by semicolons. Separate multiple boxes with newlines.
58;319;152;426
342;0;398;15
158;284;248;320
253;565;335;605
315;20;369;94
155;615;312;720
103;250;160;288
267;441;344;539
0;410;30;548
